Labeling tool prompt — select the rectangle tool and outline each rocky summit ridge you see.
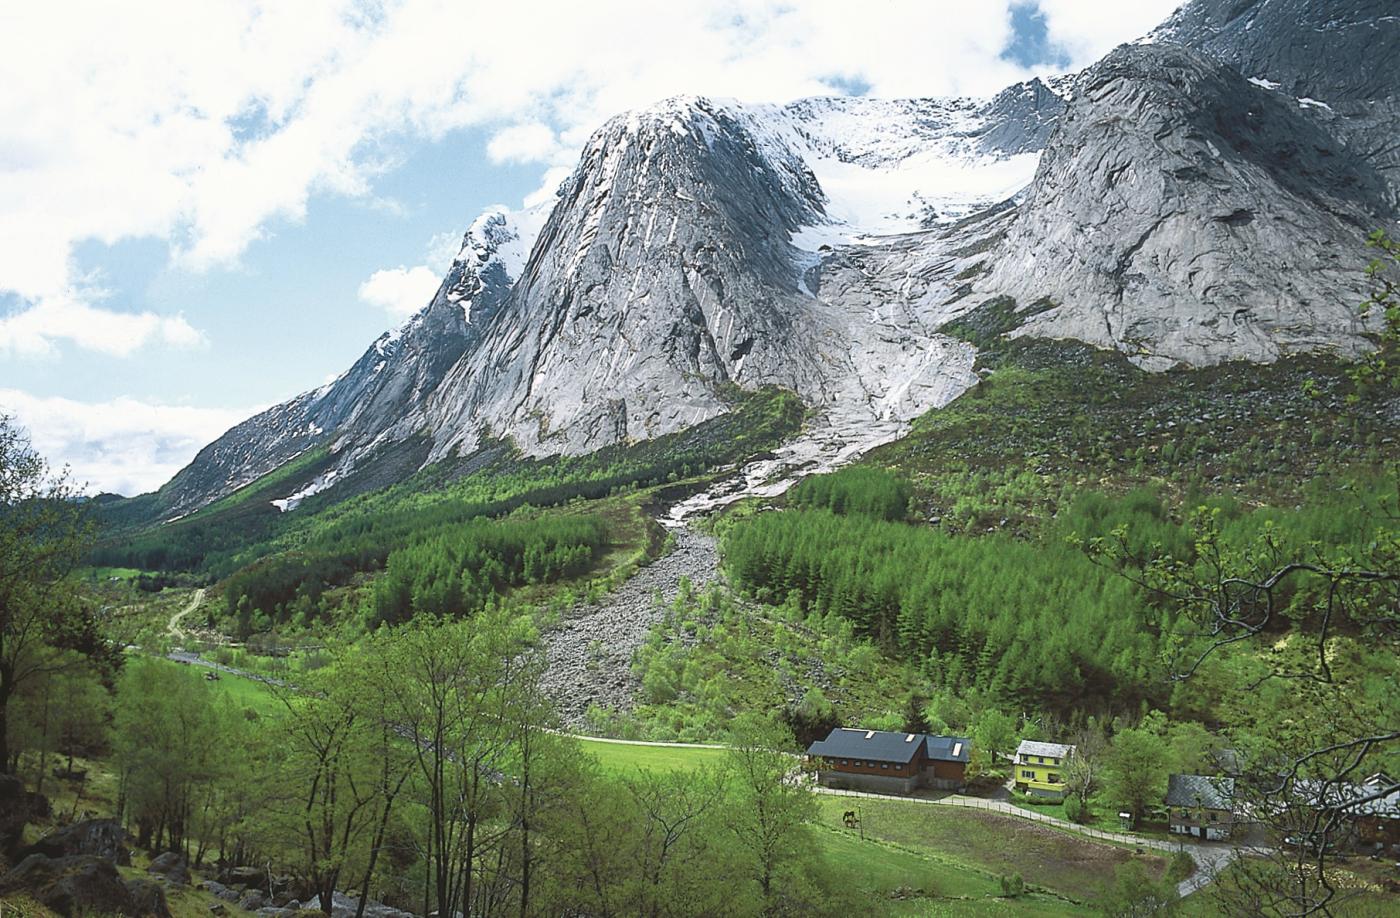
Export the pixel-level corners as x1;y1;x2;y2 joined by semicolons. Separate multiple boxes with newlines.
154;0;1399;518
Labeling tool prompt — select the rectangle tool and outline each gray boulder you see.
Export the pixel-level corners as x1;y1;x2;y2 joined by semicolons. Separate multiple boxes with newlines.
19;818;130;865
0;854;140;917
147;851;190;886
125;877;174;918
222;864;268;888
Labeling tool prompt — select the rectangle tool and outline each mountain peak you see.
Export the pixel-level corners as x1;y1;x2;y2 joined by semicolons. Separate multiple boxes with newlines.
144;0;1400;519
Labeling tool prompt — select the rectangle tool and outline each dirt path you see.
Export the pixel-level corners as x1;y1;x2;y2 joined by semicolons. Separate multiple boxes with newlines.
538;527;721;728
166;588;206;643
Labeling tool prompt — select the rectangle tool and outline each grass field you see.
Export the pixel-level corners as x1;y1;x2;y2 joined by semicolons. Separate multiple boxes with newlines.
146;655;284;717
572;737;1155;913
576;736;730;774
80;566;146;581
814;826;1087;916
814;796;1167;907
817;822;1102;916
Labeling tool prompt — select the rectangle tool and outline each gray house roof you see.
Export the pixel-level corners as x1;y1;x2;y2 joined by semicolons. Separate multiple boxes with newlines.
1166;774;1236;811
1015;740;1074;761
807;728;927;764
926;735;971;763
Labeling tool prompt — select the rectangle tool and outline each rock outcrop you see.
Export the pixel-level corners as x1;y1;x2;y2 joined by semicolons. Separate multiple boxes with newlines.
977;43;1391;368
0;854;142;917
17;819;130;866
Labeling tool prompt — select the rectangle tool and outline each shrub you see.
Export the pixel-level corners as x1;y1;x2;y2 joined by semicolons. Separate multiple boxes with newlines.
1165;850;1194;884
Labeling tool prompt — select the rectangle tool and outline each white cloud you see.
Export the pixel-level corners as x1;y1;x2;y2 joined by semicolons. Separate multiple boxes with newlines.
1037;1;1185;63
487;122;561;164
0;388;249;495
0;293;205;357
358;265;442;319
524;167;575;209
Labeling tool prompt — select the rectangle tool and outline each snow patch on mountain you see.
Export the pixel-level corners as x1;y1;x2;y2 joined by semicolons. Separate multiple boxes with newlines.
271;468;340;512
456;202;552;285
732;95;1047;244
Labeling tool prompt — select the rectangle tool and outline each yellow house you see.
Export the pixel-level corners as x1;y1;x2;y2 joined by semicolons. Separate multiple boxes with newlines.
1014;740;1076;799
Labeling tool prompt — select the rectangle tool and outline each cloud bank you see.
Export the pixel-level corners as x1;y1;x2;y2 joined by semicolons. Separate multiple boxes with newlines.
0;389;250;496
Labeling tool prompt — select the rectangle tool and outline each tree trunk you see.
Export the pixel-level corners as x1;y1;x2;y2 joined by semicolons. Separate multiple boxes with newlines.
462;814;476;918
421;832;432;918
355;775;406;918
0;665;13;776
518;741;531;918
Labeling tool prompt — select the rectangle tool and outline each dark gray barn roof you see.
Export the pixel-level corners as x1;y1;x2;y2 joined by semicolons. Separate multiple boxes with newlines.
925;735;971;763
807;728;971;765
808;728;926;764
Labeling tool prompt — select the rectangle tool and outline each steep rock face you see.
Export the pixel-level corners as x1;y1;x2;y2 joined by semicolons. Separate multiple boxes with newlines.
978;43;1391;368
421;97;980;460
973;77;1072;157
421;97;827;457
1153;0;1400;201
152;93;1037;514
1153;0;1398;104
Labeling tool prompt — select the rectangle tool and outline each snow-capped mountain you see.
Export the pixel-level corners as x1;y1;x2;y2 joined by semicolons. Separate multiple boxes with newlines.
154;0;1399;518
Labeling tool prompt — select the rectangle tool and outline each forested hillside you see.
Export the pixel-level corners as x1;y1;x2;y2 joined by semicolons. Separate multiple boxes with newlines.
86;387;803;636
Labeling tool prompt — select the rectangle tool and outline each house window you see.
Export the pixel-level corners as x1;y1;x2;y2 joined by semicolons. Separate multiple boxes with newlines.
1021;770;1035;779
880;763;889;769
839;759;848;766
1047;774;1061;784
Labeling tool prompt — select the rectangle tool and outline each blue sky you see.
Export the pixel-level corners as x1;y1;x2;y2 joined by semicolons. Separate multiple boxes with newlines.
0;0;1182;494
18;132;542;408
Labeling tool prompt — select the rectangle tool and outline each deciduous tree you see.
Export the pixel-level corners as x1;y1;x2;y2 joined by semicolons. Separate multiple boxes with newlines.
1103;727;1170;827
0;416;94;772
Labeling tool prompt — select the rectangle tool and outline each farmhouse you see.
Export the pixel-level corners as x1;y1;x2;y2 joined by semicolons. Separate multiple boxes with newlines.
806;728;971;794
1292;773;1400;848
1014;740;1075;800
1167;774;1236;840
